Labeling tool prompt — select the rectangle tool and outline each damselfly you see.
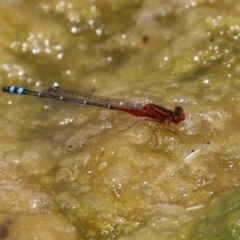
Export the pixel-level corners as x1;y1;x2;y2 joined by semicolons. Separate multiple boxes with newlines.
2;86;185;126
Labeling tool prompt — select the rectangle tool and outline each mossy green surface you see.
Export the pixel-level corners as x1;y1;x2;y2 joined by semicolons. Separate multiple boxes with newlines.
1;1;240;239
191;190;240;240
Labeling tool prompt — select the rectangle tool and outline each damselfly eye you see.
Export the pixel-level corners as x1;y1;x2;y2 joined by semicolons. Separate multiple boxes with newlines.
171;106;185;124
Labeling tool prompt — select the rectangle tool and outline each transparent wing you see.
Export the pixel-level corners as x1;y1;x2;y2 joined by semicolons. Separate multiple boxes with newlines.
41;87;145;114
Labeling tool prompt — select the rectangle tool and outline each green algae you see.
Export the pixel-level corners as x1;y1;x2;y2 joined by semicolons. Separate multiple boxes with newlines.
191;190;240;240
1;1;240;239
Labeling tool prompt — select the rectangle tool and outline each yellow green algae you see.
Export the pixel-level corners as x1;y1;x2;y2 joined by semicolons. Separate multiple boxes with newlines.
190;190;240;240
0;0;240;239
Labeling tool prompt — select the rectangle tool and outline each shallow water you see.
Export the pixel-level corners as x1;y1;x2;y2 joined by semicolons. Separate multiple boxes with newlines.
1;0;240;239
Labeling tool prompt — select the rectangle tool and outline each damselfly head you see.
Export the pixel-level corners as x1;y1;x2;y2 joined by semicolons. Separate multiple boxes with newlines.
171;106;185;124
